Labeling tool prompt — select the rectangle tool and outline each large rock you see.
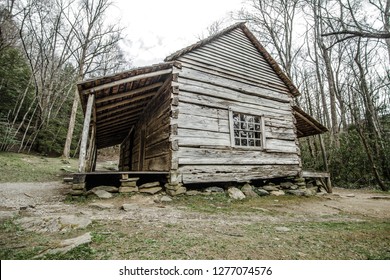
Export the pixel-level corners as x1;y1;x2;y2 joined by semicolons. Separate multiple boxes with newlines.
72;183;85;190
262;185;280;192
121;181;137;187
35;232;92;258
166;187;187;196
139;182;160;189
91;186;119;193
92;189;112;199
255;188;270;196
270;190;285;196
119;186;138;193
280;182;294;189
241;183;258;198
165;184;187;196
204;186;224;193
228;187;246;200
60;215;92;229
70;189;84;196
17;215;92;232
186;190;201;196
139;187;162;194
286;189;306;196
305;187;318;196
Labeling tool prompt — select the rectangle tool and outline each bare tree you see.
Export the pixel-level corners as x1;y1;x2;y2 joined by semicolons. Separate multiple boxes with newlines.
321;0;390;63
238;0;302;79
62;0;125;159
196;18;228;40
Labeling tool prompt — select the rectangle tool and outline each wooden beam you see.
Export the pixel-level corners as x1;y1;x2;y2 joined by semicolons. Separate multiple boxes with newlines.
97;108;142;124
78;94;95;173
97;122;137;137
95;82;164;104
97;100;149;120
82;68;172;95
96;91;157;112
97;115;139;130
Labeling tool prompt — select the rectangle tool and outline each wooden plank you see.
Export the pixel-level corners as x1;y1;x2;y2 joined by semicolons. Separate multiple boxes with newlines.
178;66;290;103
178;102;229;119
96;91;157;112
96;82;164;104
209;36;273;68
174;113;230;133
177;136;231;147
177;128;230;139
265;138;298;153
97;100;147;119
302;171;330;178
82;68;172;94
183;52;290;93
145;140;170;159
97;108;143;123
181;167;300;184
97;117;138;131
178;58;291;97
97;123;135;137
177;147;300;165
147;125;170;147
179;164;300;174
191;46;283;85
143;153;170;171
177;81;291;117
78;94;95;173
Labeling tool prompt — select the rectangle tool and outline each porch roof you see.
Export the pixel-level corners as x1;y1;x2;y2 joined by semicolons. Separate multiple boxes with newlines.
293;105;328;138
77;62;176;149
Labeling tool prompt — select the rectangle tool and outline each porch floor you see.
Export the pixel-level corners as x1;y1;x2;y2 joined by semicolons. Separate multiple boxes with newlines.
71;171;169;190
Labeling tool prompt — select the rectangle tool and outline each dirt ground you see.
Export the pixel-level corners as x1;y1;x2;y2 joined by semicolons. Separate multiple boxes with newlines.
0;181;389;259
0;181;389;221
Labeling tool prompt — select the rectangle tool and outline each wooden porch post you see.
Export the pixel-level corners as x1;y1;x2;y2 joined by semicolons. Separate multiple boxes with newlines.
78;93;95;172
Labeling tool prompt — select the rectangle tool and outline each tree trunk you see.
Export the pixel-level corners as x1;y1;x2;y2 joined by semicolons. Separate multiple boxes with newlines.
63;87;79;158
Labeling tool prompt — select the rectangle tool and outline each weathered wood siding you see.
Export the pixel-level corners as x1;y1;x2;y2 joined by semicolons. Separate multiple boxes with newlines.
119;129;133;171
119;78;173;171
172;28;301;183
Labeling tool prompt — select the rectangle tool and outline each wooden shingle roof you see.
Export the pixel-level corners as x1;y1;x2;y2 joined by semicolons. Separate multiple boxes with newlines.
165;22;300;97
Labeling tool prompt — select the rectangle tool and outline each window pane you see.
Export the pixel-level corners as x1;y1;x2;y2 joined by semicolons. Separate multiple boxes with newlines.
231;111;263;148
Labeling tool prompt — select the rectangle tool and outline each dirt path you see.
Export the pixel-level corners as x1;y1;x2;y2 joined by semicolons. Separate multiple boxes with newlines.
1;182;389;227
1;181;389;259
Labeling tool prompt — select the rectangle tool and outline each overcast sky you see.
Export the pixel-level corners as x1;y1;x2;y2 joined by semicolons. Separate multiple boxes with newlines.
112;0;245;67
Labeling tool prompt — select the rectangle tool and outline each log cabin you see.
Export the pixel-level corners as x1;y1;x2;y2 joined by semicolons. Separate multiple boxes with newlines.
76;23;328;194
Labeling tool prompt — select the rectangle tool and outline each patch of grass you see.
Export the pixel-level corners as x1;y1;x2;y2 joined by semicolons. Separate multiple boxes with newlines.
0;218;49;259
244;220;390;259
0;152;78;182
174;193;320;214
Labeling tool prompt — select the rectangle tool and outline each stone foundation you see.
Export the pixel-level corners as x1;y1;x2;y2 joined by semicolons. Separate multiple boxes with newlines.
69;174;327;199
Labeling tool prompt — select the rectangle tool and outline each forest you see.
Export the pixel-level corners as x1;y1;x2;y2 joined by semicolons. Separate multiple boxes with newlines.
0;0;389;190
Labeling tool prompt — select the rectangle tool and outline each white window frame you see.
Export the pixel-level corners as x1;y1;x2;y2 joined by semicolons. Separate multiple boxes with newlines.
228;108;266;150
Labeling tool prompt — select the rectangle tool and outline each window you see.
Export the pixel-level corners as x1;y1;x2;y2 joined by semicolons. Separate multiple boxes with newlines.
229;110;265;149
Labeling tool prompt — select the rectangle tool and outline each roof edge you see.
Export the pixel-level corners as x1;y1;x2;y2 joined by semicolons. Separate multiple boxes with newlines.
165;22;246;62
165;22;300;97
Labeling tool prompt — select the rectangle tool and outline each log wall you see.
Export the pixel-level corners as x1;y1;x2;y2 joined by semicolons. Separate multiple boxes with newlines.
119;77;173;171
172;28;301;183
